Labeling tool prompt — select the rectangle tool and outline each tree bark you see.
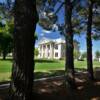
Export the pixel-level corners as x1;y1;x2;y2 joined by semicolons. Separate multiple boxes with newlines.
2;50;6;60
86;0;94;80
10;0;38;99
65;0;76;89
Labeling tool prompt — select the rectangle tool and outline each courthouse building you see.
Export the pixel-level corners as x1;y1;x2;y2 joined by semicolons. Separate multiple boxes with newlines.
38;37;79;59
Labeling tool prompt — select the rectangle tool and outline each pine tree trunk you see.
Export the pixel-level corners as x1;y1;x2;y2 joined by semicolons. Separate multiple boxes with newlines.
65;1;76;89
10;0;38;99
86;0;94;80
2;50;6;60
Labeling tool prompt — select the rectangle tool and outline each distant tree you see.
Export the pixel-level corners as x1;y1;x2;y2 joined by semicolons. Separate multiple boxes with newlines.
81;52;87;60
0;32;12;60
74;50;80;60
34;48;39;57
73;40;80;60
95;51;100;60
0;8;13;60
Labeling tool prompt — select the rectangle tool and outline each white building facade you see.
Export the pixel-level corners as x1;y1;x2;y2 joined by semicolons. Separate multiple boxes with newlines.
38;37;79;59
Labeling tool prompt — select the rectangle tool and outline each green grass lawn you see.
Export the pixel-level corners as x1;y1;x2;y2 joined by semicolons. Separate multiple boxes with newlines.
0;58;100;81
35;59;64;71
0;60;12;73
0;59;12;81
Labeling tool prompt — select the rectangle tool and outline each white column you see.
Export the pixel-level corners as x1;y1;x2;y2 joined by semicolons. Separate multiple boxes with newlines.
44;44;47;58
50;43;53;59
41;44;43;58
45;44;48;58
38;45;40;58
58;44;62;59
47;44;50;59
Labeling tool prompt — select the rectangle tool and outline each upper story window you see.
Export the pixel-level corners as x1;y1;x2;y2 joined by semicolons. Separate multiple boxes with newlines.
43;45;46;49
48;53;50;57
40;53;41;57
55;44;58;49
47;45;50;50
40;45;42;50
55;52;58;57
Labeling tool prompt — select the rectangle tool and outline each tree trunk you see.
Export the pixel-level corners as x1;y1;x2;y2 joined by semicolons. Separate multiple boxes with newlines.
65;1;76;89
2;50;6;60
86;0;94;80
10;0;38;99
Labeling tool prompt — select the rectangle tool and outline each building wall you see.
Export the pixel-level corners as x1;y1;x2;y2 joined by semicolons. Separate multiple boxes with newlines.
38;42;79;59
61;43;65;58
54;43;62;59
38;43;54;59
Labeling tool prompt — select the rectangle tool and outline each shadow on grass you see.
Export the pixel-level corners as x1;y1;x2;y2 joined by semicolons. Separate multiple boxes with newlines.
0;69;100;100
76;79;100;100
75;68;87;72
34;71;100;100
34;68;100;79
34;70;65;79
34;67;97;80
35;59;58;63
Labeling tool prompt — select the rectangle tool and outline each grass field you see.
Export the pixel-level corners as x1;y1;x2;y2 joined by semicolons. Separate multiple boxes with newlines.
0;58;100;81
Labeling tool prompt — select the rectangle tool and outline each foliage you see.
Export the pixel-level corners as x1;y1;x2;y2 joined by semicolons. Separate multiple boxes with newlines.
0;32;12;58
0;21;13;59
95;50;100;59
0;4;14;59
74;49;80;59
81;52;87;59
36;0;81;34
77;0;100;40
34;48;39;56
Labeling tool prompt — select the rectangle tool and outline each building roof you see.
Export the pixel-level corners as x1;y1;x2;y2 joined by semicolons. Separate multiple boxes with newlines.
38;37;65;45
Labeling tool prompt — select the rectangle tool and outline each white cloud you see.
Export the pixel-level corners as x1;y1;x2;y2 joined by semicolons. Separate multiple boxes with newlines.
52;24;58;31
40;33;44;36
80;50;86;53
42;29;51;34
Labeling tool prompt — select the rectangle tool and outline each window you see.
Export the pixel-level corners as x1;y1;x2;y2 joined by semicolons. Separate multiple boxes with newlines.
48;53;50;57
43;45;46;49
55;52;58;57
40;53;41;57
47;45;50;50
55;44;58;49
43;53;45;57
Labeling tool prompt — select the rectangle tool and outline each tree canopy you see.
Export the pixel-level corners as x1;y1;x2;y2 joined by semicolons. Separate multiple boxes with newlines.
0;2;13;59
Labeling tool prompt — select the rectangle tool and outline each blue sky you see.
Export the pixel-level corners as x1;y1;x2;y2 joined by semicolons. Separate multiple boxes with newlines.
0;0;5;3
